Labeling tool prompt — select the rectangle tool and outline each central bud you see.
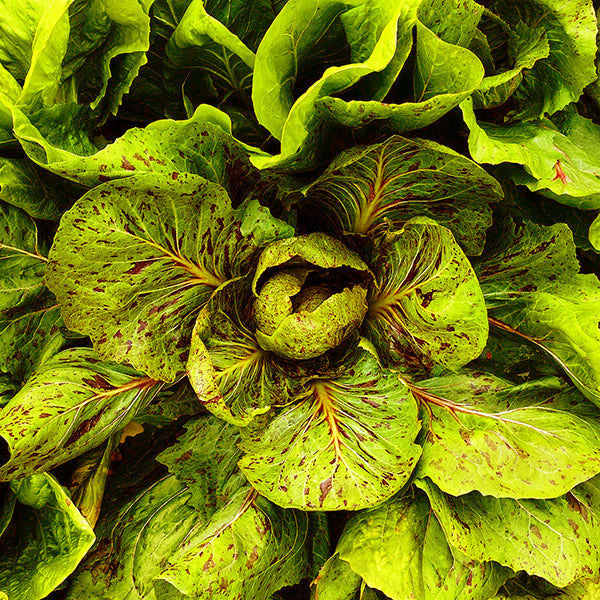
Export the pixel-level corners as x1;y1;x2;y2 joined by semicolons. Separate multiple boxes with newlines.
252;233;370;360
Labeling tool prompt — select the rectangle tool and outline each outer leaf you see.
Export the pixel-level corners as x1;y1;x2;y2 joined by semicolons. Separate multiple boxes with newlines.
0;473;95;600
153;488;314;599
461;100;600;209
336;492;511;600
414;373;600;498
475;221;600;406
0;202;65;382
364;218;488;370
0;348;160;480
239;346;422;510
417;0;484;47
295;136;498;255
156;414;246;511
46;173;292;381
417;478;600;587
490;0;597;120
13;104;267;202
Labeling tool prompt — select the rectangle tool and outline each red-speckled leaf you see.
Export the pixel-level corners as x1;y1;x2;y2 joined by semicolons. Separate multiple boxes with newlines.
238;345;422;511
363;217;488;370
417;478;600;587
0;347;161;481
46;172;292;381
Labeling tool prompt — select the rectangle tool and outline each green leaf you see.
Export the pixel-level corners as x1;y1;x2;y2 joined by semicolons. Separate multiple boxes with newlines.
364;218;488;370
461;101;600;209
239;346;422;510
336;491;511;600
316;20;484;140
417;0;484;47
153;488;316;599
413;373;600;498
134;380;203;426
591;213;600;252
311;553;362;600
156;414;246;511
475;221;600;406
46;173;291;381
163;0;255;116
251;0;420;169
417;478;600;587
295;136;498;255
187;282;304;425
472;20;549;110
0;157;78;220
0;347;160;480
0;473;95;600
490;0;597;120
0;202;65;382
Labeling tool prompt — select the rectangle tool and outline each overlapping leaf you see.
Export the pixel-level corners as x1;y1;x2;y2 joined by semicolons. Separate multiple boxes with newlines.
475;220;600;406
0;347;160;480
46;172;292;380
0;473;95;600
239;345;422;510
0;202;65;382
334;491;511;600
417;478;600;587
295;136;499;255
364;217;488;370
414;373;600;498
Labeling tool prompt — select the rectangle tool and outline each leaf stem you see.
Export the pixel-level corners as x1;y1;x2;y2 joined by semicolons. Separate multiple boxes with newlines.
0;242;48;262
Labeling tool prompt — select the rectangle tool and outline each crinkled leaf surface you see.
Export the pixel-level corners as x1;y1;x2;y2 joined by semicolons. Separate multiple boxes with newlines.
489;0;597;120
417;0;484;47
364;218;488;370
311;553;362;600
251;0;420;169
461;100;600;209
336;491;511;600
46;172;291;381
0;347;160;480
239;346;422;510
414;373;600;498
0;202;65;382
296;136;499;255
318;20;484;139
0;473;95;600
475;221;600;406
417;478;600;587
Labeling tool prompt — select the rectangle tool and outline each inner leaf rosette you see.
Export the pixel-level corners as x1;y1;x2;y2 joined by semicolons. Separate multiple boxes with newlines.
251;232;372;360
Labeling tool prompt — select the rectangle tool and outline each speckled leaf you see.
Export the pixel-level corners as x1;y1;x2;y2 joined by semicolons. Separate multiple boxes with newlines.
417;0;483;47
153;488;315;600
0;347;161;481
13;104;267;203
156;414;246;511
417;478;600;587
0;473;95;600
336;491;511;600
0;202;65;382
476;221;600;406
134;380;204;427
364;218;487;370
46;172;292;381
490;0;597;120
295;136;499;255
187;281;302;425
414;373;600;498
239;345;422;510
